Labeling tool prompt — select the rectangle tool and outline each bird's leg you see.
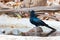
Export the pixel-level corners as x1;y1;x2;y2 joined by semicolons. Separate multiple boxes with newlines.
45;25;56;36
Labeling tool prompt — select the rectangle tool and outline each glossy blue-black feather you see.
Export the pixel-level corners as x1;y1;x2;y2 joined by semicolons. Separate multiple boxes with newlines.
30;10;47;26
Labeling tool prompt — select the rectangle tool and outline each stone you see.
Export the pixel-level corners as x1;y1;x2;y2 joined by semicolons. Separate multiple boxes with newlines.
22;27;43;36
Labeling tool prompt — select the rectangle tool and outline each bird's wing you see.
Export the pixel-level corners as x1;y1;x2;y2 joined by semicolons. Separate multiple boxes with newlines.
33;18;47;25
32;18;42;23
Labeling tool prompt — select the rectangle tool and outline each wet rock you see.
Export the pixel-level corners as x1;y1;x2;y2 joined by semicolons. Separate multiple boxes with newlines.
22;27;43;36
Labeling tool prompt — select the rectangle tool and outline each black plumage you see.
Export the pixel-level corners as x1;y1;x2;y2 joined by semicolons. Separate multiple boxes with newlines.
30;10;56;36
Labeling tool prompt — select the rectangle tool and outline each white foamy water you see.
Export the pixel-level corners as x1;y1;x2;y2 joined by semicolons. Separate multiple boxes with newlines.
0;35;60;40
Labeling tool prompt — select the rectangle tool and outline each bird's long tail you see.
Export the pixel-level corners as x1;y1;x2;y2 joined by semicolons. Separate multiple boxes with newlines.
45;24;56;36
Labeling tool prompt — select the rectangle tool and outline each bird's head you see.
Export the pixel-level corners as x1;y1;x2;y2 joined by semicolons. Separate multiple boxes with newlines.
29;10;37;18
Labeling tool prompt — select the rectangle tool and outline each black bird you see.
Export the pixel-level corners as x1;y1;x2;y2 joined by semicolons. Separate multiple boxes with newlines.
30;10;56;36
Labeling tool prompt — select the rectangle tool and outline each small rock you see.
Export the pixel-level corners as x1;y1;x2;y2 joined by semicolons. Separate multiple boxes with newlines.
22;27;43;36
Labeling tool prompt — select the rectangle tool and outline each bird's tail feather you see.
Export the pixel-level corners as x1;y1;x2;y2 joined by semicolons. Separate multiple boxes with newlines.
45;24;56;30
45;24;56;36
